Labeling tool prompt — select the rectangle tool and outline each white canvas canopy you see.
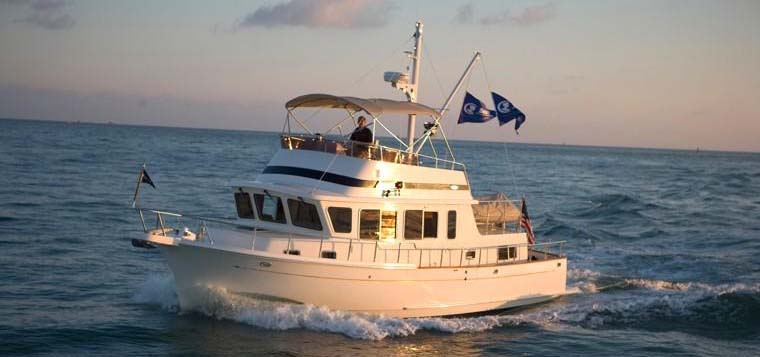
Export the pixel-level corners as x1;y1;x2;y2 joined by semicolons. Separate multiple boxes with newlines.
472;193;521;223
286;94;441;119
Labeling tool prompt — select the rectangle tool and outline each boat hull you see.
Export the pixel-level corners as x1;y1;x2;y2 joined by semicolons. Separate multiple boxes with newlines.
160;243;567;318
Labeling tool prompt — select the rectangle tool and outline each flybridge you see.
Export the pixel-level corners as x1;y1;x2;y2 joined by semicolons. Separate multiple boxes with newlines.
282;21;525;167
283;22;477;165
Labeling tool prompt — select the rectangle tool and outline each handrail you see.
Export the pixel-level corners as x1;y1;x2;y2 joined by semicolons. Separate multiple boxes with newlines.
280;134;466;172
137;208;566;268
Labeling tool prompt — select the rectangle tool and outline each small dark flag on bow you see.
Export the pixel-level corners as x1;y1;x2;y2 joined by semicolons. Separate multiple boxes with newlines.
132;165;156;208
520;197;535;245
140;168;156;189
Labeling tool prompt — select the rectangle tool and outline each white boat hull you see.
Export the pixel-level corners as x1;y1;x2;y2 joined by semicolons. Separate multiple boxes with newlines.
160;243;567;318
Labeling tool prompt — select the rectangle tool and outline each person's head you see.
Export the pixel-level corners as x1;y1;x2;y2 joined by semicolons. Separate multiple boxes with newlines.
357;116;366;128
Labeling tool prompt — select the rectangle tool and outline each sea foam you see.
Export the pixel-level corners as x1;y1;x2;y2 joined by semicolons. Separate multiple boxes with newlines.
133;274;511;340
133;273;760;339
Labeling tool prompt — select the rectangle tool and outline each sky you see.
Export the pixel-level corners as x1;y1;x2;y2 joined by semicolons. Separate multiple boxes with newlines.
1;0;759;152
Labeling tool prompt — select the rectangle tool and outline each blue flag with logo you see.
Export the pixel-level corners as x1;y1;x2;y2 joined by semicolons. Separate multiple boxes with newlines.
458;92;496;124
492;92;526;131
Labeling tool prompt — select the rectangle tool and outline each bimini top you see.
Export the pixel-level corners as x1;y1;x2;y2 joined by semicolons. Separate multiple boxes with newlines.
286;94;441;119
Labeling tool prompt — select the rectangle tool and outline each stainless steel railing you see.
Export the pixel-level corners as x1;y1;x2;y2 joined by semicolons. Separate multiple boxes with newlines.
137;208;564;268
280;134;466;171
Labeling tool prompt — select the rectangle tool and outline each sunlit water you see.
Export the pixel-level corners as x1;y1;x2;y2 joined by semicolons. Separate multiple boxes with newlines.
1;118;759;356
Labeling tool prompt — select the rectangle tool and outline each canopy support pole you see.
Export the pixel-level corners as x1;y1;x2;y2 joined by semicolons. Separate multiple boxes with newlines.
324;109;358;136
373;116;408;149
289;111;313;135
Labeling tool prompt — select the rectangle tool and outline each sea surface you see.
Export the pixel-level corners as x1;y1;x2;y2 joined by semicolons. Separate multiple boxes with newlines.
1;118;759;356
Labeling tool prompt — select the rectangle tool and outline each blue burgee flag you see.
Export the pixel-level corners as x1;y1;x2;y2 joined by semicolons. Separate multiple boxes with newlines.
491;92;526;131
458;92;496;124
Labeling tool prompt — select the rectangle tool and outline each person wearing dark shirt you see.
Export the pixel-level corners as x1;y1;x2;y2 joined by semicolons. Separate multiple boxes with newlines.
349;116;372;143
349;116;373;158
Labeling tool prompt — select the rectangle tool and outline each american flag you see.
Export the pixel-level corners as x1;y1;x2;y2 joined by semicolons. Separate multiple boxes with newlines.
520;197;535;245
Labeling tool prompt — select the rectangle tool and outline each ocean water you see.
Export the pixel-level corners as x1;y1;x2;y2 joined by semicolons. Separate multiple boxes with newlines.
1;118;759;356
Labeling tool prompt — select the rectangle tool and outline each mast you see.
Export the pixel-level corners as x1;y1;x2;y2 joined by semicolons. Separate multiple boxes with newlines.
406;21;423;152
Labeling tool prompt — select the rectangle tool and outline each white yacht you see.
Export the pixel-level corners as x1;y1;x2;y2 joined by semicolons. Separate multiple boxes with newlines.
132;22;567;318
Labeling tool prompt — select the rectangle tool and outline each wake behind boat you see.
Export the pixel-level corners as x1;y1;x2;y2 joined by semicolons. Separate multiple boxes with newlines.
132;22;567;318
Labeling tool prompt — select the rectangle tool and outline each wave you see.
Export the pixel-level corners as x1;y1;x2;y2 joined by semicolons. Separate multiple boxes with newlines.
547;273;760;338
568;268;601;280
539;215;604;242
567;268;623;294
133;274;179;312
573;193;661;221
133;274;512;340
133;273;760;340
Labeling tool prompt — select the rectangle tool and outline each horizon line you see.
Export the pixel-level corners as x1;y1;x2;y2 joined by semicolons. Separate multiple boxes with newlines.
1;116;757;155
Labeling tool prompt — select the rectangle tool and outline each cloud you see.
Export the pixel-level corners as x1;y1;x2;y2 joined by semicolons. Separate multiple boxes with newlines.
30;0;66;11
509;3;556;26
454;3;556;27
478;10;510;26
235;0;395;29
454;3;474;24
3;0;76;30
0;0;31;5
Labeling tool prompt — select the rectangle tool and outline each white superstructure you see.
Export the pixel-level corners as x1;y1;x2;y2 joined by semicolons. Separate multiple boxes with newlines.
133;22;567;318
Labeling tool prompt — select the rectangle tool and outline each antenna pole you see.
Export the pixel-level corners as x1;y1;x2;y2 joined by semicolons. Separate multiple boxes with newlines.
439;51;481;116
406;21;423;152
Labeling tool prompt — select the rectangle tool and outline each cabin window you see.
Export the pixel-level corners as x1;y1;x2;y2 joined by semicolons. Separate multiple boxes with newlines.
234;191;255;219
447;210;456;239
328;207;352;233
287;199;323;231
404;210;422;239
499;247;518;260
424;212;438;238
253;193;286;224
404;210;438;239
360;210;396;239
381;211;397;239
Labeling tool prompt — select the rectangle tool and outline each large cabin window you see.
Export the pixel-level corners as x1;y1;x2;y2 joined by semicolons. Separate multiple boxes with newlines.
328;207;352;233
404;210;438;239
253;193;286;224
360;210;396;239
287;199;323;231
234;191;255;219
447;210;456;239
